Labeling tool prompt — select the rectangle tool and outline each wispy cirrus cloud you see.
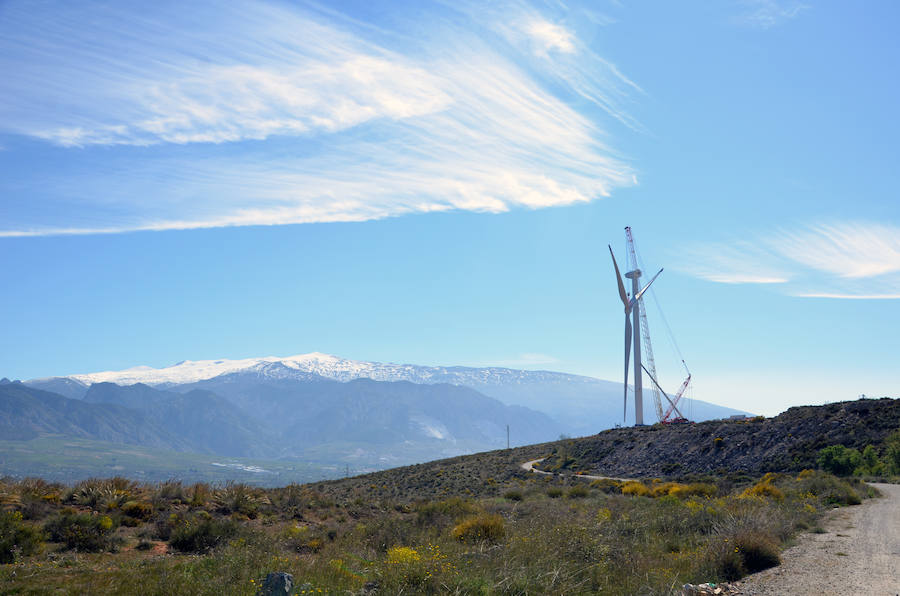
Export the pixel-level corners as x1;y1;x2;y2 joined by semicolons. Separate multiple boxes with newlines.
734;0;809;29
678;221;900;299
0;0;638;237
523;20;576;56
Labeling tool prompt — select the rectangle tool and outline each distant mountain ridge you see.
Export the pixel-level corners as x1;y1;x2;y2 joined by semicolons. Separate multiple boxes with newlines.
25;352;750;433
2;375;562;473
30;352;599;391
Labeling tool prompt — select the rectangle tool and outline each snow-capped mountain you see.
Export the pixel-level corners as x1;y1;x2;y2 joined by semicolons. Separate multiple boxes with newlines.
25;352;750;433
33;352;598;390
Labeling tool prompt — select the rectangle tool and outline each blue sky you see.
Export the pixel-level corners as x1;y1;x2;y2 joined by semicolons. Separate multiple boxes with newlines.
1;0;898;416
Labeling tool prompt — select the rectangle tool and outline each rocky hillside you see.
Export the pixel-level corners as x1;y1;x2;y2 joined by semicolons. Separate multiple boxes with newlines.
305;397;898;503
539;397;900;477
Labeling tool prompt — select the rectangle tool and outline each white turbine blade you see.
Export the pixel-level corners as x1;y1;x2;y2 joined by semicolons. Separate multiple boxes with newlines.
609;245;629;309
629;268;663;309
624;315;632;421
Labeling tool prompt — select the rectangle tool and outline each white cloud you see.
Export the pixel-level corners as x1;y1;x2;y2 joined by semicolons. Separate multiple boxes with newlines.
680;221;900;299
675;242;791;285
523;19;576;56
0;0;638;236
777;222;900;279
735;0;809;29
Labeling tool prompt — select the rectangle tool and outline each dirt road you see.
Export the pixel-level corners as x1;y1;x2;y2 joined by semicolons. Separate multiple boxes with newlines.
519;458;631;482
737;483;900;595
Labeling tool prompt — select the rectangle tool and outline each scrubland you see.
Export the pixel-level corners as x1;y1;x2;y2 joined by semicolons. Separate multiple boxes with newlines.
0;469;874;595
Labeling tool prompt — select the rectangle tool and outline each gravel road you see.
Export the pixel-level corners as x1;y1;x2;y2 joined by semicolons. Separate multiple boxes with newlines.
737;483;900;595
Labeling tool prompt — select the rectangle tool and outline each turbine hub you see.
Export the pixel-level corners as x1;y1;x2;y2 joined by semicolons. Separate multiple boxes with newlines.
624;269;642;279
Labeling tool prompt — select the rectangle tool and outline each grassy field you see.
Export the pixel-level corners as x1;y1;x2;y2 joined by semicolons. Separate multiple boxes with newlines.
0;467;874;595
0;434;517;488
0;435;331;486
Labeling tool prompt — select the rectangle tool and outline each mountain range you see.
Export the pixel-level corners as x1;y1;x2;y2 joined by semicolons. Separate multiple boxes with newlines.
3;353;749;481
26;352;748;433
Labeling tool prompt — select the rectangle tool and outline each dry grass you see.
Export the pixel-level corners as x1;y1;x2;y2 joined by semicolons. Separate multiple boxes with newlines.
0;469;873;594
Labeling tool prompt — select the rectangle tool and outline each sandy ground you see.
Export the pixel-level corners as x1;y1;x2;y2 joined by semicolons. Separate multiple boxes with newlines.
737;483;900;595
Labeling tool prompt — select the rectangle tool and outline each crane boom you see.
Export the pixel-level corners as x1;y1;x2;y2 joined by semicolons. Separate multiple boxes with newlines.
625;227;664;422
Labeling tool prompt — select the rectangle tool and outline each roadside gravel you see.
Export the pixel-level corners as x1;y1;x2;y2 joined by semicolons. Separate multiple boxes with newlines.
737;483;900;595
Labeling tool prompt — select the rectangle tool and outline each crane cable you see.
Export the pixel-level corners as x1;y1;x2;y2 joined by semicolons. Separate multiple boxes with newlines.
633;244;690;377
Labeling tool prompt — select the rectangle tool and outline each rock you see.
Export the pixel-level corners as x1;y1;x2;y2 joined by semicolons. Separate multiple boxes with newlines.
681;582;738;596
256;572;293;595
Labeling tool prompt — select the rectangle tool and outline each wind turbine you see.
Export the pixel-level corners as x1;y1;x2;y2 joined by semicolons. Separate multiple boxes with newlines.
609;244;662;426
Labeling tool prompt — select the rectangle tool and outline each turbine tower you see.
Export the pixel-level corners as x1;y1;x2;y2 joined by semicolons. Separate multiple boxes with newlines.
609;228;662;426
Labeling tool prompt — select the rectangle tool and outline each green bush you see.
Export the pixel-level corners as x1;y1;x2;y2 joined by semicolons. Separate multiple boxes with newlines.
546;487;563;498
121;500;154;521
503;490;523;501
817;445;861;476
0;510;43;563
566;485;589;499
44;511;119;552
168;515;240;553
414;497;478;526
885;430;900;476
855;445;885;476
797;471;863;506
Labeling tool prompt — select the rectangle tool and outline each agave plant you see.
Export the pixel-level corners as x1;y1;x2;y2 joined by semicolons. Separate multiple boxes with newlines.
213;482;270;517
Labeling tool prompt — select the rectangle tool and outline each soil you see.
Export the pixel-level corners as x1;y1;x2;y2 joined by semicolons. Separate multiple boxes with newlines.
736;483;900;595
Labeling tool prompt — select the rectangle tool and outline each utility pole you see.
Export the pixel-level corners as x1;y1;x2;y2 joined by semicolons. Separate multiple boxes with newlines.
506;424;510;449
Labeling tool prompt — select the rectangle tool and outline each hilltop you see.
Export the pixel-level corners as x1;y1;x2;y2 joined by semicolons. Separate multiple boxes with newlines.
537;396;900;478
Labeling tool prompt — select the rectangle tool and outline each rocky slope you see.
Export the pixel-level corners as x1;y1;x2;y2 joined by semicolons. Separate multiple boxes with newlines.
539;397;900;477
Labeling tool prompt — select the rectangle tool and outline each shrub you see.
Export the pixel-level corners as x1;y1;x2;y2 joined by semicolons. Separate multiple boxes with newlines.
621;481;649;497
650;482;679;497
589;478;621;494
546;487;563;498
44;512;119;552
706;539;745;581
451;513;505;543
855;445;884;476
885;430;900;476
797;471;863;506
735;531;780;573
414;497;478;526
69;477;137;510
566;485;589;499
0;510;43;563
188;483;212;508
818;445;861;476
503;490;523;501
386;545;421;565
153;480;185;505
741;481;784;501
121;500;154;521
670;483;718;499
168;515;240;553
213;482;268;517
